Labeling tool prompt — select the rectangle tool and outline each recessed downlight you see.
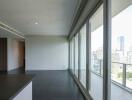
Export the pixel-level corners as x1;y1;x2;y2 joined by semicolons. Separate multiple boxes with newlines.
35;22;38;25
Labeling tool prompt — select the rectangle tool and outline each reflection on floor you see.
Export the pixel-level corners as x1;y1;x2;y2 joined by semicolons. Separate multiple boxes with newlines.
90;73;132;100
1;69;85;100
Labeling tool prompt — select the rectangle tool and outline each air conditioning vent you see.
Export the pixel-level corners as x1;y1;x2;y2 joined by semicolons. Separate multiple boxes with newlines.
0;21;24;38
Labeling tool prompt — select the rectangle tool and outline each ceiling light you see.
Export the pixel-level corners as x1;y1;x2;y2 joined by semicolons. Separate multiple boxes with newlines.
35;22;38;25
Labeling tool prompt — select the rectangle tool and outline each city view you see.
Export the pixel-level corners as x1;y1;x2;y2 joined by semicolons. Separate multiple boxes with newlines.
91;5;132;90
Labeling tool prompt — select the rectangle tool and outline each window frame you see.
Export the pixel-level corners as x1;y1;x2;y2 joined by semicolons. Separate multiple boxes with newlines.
68;0;112;100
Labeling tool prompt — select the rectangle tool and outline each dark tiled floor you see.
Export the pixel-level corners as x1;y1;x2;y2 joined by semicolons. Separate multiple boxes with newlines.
3;69;85;100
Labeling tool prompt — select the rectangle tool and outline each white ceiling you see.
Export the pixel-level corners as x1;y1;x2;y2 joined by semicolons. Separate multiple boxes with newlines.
0;0;79;36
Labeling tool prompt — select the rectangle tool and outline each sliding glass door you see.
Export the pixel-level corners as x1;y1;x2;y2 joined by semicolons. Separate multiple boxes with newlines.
111;0;132;100
71;38;74;74
80;25;86;87
75;34;79;78
89;5;103;100
69;1;132;100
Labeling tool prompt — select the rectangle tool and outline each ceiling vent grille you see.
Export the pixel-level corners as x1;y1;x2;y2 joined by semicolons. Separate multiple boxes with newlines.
0;21;24;38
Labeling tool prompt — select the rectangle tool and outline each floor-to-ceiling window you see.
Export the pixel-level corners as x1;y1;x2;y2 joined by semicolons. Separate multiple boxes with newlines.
75;34;79;78
71;38;74;73
80;25;86;87
111;0;132;100
69;40;73;71
89;5;103;100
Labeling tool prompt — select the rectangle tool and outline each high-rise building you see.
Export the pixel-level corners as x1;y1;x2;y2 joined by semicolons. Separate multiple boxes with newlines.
117;36;125;52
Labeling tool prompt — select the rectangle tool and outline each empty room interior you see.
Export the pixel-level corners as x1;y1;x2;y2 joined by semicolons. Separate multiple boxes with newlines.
0;0;132;100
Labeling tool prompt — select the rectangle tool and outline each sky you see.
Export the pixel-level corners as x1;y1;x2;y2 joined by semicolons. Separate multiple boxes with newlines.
91;5;132;53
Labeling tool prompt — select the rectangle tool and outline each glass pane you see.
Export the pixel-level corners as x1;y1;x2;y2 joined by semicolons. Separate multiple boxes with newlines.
91;59;103;75
80;25;86;87
75;34;79;78
126;65;132;89
71;39;74;73
69;41;72;70
90;5;103;100
111;63;123;84
111;0;132;100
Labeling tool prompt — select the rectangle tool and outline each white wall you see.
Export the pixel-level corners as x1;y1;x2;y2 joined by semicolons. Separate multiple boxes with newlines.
8;38;20;71
26;36;68;70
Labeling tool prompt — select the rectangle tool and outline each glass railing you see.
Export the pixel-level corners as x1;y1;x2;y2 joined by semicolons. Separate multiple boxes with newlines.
111;62;123;85
92;59;132;90
91;59;103;76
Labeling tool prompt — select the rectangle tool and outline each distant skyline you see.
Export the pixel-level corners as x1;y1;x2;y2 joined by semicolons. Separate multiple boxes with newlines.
91;5;132;54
